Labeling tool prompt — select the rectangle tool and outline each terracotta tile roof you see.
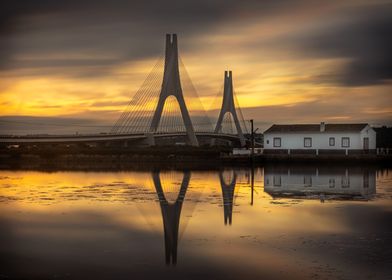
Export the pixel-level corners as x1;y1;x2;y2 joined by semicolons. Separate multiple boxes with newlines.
264;123;368;133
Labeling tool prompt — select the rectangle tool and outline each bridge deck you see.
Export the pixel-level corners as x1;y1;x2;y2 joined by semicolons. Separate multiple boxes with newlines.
0;132;242;143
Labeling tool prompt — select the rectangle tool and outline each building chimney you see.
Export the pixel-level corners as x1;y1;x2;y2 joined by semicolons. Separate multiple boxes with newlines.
320;122;325;132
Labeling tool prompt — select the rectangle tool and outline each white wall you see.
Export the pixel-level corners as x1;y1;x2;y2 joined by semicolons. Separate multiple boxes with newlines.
263;126;376;150
360;126;376;149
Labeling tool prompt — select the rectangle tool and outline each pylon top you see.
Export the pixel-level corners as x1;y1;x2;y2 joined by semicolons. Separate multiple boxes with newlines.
166;33;177;45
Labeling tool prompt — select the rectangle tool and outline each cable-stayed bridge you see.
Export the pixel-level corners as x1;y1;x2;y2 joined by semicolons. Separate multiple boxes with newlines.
0;34;249;147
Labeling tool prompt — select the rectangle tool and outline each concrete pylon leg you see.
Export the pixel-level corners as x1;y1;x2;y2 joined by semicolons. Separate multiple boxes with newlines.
149;34;199;146
214;71;246;147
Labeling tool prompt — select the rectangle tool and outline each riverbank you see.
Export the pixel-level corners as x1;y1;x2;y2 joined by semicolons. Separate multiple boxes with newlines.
0;146;225;170
224;153;392;164
1;148;391;171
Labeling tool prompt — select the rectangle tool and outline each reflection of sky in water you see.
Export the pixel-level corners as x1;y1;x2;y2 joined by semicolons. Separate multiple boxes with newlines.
0;166;391;279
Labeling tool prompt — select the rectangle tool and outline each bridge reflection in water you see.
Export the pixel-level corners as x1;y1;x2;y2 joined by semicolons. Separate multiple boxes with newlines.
219;170;237;225
0;165;387;279
152;171;190;265
151;169;242;265
150;166;377;265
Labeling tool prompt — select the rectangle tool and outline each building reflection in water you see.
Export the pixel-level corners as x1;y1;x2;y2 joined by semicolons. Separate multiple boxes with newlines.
264;166;376;201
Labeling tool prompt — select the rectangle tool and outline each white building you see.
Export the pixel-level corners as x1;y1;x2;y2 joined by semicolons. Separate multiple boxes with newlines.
263;123;376;154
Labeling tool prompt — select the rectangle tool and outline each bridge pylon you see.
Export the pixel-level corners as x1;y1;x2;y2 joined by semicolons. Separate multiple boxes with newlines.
152;171;190;265
214;71;246;147
149;34;199;146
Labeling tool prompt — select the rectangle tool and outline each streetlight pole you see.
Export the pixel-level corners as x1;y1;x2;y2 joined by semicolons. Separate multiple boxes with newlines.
250;166;254;205
250;119;254;157
248;119;258;205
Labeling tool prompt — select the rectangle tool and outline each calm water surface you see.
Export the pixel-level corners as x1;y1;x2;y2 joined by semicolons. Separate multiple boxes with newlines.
0;164;391;280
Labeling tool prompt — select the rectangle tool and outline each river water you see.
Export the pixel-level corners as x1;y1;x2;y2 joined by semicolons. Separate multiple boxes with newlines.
0;164;391;280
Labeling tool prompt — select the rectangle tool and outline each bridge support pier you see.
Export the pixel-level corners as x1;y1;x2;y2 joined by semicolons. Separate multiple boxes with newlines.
144;132;155;146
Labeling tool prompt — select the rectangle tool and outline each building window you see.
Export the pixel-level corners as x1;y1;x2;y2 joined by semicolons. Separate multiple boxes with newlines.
342;137;350;148
273;175;281;186
329;178;335;188
266;140;269;144
273;137;281;147
304;137;312;148
342;176;350;188
329;137;335;146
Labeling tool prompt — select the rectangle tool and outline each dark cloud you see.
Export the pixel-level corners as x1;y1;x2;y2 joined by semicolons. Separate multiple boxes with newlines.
297;3;392;86
1;0;391;87
0;0;310;77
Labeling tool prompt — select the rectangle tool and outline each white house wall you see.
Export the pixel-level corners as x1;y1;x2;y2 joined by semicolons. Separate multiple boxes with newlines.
360;126;377;149
264;126;376;150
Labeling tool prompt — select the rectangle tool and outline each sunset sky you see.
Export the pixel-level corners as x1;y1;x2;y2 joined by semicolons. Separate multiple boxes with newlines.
1;0;391;133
